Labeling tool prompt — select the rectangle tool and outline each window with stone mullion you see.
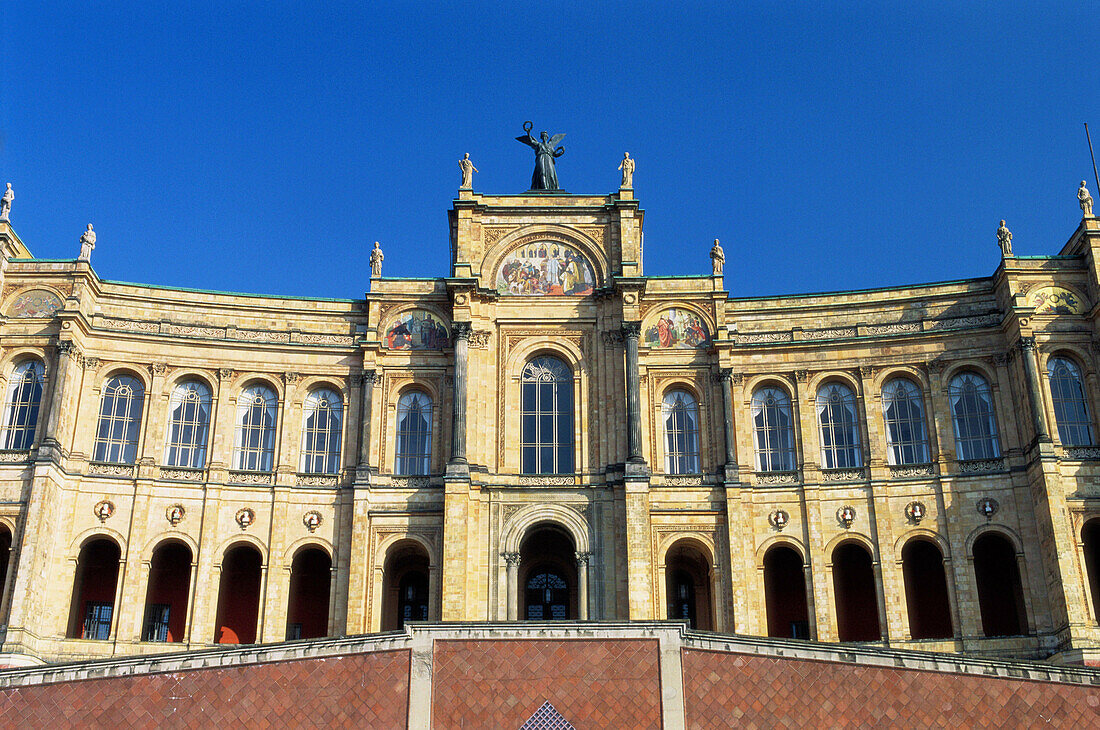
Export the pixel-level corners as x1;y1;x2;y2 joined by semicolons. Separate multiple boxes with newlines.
817;384;861;469
520;357;574;475
164;382;211;469
300;389;343;474
752;387;796;472
395;392;432;475
882;379;929;465
948;373;1000;461
1048;357;1094;446
233;386;276;472
1;361;44;450
93;376;144;464
663;390;700;474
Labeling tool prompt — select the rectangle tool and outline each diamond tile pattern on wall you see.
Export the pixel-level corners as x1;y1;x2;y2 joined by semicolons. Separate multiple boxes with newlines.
682;648;1100;729
432;639;661;729
0;649;410;729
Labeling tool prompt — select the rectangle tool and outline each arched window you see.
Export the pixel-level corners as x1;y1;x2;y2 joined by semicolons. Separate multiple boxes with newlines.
752;387;796;472
948;372;1000;460
663;390;699;474
300;388;343;474
233;385;277;471
816;383;861;469
93;374;145;464
881;378;929;465
1;360;44;450
163;380;212;468
395;391;432;475
1047;357;1094;446
521;356;574;475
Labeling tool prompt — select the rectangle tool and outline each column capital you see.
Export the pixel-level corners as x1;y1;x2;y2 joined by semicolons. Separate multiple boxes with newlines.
620;321;641;339
501;551;522;567
1018;335;1037;351
452;321;473;341
575;551;593;566
359;368;379;386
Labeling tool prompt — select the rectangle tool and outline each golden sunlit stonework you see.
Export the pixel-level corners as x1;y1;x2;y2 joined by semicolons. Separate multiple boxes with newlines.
0;184;1099;667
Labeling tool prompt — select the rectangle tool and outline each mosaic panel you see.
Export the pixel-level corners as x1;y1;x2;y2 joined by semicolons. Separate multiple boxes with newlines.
496;242;595;296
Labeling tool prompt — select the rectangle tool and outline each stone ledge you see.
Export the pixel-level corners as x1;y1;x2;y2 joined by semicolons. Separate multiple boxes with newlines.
1;622;1098;689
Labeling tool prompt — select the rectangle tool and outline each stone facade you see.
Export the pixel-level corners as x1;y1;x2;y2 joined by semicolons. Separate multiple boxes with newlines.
0;186;1098;665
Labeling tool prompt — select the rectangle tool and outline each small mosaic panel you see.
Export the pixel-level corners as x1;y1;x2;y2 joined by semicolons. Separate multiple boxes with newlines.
7;289;62;318
1030;286;1086;315
519;701;575;730
384;309;449;350
644;308;710;349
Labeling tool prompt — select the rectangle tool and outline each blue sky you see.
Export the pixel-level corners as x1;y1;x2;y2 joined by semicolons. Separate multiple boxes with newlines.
2;3;1098;298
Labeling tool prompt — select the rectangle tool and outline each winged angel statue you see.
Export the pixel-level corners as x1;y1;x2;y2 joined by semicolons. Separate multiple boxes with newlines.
516;121;566;190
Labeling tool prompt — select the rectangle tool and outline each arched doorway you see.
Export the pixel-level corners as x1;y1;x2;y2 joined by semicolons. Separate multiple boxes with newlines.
763;544;810;639
832;542;881;642
381;541;431;631
1083;520;1100;621
67;537;121;639
214;544;263;644
286;547;331;640
142;541;192;642
901;539;953;640
973;532;1027;637
520;525;576;620
664;539;713;630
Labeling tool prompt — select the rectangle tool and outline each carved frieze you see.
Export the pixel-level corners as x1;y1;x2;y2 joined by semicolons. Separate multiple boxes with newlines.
296;474;339;487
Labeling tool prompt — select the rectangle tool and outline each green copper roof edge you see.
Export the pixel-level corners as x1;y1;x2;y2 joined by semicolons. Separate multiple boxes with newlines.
644;274;713;280
1011;254;1083;260
8;258;77;263
726;276;992;302
370;277;444;282
100;278;359;303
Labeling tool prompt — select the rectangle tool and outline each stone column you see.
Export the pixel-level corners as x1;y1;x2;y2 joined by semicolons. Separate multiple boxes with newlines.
719;369;736;468
357;369;377;476
622;322;643;462
450;322;471;464
41;341;79;451
503;552;520;621
576;551;591;621
1018;337;1052;444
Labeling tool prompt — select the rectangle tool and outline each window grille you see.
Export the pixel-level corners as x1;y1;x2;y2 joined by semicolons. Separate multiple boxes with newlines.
232;385;277;471
395;391;432;475
525;571;568;620
398;572;429;628
0;360;44;450
520;356;573;475
163;381;211;468
83;602;113;640
948;373;1000;460
816;383;862;469
300;388;343;474
141;603;171;642
93;375;145;464
286;623;302;640
662;390;700;474
752;387;796;471
882;378;930;465
1048;357;1094;446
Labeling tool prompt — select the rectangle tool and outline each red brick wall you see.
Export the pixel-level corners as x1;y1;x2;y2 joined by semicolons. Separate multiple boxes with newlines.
682;648;1100;728
0;649;410;729
431;639;662;729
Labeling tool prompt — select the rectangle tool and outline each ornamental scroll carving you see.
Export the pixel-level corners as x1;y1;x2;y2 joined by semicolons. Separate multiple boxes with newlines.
889;464;935;478
296;474;339;487
229;471;274;485
468;330;491;349
161;467;203;481
755;471;798;486
89;462;134;477
822;468;867;483
517;475;575;486
957;458;1005;474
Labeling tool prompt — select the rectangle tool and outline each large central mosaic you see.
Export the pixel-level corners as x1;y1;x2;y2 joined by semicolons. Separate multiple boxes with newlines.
496;242;595;296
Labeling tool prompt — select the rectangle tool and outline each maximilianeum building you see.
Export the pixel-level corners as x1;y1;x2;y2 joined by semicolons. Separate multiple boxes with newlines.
2;171;1100;688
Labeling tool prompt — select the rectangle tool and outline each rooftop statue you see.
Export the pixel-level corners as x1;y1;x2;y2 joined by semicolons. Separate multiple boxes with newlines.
516;121;565;190
619;152;635;188
0;183;12;221
79;224;96;261
370;241;384;278
1080;181;1094;218
459;153;478;189
997;219;1013;257
710;238;725;275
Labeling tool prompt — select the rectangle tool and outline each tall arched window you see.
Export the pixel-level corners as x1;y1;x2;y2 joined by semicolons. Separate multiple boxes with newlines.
233;384;277;471
948;372;1000;460
1;360;44;450
93;374;145;464
163;380;212;468
521;356;574;475
663;390;699;474
816;383;861;469
752;387;796;471
300;388;343;474
395;391;432;475
1047;357;1094;446
881;378;929;465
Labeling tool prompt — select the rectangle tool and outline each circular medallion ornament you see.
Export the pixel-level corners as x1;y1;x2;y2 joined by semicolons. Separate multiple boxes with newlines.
93;500;115;522
836;505;856;529
166;504;185;527
235;507;256;530
977;497;999;520
768;509;790;531
905;501;926;524
303;510;323;533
